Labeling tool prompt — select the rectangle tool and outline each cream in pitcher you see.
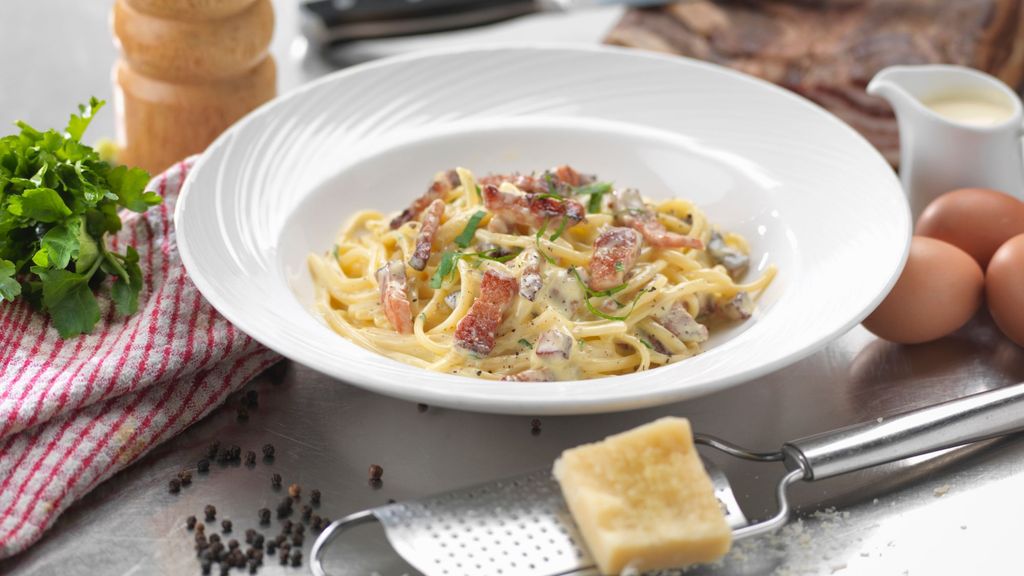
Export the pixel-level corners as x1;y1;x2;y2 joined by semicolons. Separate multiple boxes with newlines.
867;65;1024;219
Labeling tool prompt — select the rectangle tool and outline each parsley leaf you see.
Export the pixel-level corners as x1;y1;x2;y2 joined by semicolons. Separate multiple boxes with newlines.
455;210;487;249
567;267;648;322
8;188;72;222
0;98;159;337
535;219;556;264
110;246;142;316
518;338;532;349
0;259;21;302
34;267;101;338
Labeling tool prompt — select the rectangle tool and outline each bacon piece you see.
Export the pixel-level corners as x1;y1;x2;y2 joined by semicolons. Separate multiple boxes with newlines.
389;170;458;230
481;185;586;229
656;302;708;343
611;188;703;250
375;260;413;334
519;248;543;301
408;199;445;271
454;269;519;356
588;227;642;291
501;369;551;382
535;329;573;360
707;231;750;278
478;165;594;195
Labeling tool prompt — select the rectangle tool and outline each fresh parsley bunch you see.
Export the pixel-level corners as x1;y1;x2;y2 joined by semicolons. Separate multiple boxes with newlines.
0;98;161;338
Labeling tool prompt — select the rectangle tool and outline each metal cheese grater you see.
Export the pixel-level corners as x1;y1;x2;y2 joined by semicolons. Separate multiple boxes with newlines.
312;382;1024;576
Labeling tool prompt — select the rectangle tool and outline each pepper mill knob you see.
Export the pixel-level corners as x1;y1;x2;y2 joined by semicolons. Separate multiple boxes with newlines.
111;0;276;174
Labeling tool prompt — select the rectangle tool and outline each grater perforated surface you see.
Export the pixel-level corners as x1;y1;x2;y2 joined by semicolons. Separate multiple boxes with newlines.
374;469;596;576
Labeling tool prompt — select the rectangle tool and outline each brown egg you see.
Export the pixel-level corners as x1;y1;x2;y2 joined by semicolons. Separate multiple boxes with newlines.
986;233;1024;347
916;187;1024;268
863;236;983;344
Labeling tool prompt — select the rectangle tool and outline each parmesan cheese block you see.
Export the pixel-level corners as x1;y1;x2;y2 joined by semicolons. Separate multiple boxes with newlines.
552;417;731;575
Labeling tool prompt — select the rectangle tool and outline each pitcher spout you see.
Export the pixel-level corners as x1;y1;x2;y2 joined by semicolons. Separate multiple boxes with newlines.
866;66;925;121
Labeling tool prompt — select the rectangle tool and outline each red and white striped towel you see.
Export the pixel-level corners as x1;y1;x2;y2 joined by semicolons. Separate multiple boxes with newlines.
0;157;280;558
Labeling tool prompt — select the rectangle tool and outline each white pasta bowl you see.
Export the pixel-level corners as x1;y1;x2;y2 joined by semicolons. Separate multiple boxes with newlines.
176;44;909;415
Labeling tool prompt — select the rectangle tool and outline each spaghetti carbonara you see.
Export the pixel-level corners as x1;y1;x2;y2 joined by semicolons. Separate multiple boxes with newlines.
309;165;775;381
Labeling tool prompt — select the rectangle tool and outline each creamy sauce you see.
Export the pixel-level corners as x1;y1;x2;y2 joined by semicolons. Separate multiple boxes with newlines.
924;93;1014;126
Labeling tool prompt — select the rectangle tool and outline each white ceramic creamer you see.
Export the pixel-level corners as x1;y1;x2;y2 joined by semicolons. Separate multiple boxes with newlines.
867;65;1024;219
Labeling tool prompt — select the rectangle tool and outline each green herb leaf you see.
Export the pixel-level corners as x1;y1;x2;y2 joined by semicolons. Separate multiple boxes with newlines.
32;218;81;269
430;251;462;289
107;165;161;212
65;97;104;141
614;260;625;272
535;220;556;265
518;338;532;349
0;259;21;302
548;215;569;242
34;267;101;338
474;184;482;200
544;172;560;197
8;188;72;222
455;210;486;249
638;336;654;349
469;248;521;263
110;246;142;316
574;182;612;214
567;267;648;322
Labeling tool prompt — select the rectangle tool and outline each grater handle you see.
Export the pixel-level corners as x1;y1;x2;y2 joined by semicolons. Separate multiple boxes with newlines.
311;510;377;576
782;382;1024;480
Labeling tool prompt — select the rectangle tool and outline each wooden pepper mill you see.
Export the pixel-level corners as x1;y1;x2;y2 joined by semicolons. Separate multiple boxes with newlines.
112;0;276;174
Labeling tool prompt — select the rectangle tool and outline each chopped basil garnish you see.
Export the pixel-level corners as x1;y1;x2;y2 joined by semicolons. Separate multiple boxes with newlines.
638;337;654;350
474;184;482;200
455;210;487;249
548;215;570;242
573;182;612;213
518;338;533;349
535;219;557;264
430;251;462;289
568;267;649;321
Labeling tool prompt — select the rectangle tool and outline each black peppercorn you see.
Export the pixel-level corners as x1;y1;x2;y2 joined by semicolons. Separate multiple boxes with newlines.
417;403;428;413
230;445;241;460
244;451;256;466
178;470;192;486
300;504;312;521
253;534;264;549
237;405;249;421
292;523;305;536
309;489;321;505
291;549;303;567
261;443;275;459
228;539;239;550
195;533;208;546
248;560;258;574
204;504;217;521
195;522;205;534
168;478;181;494
200;558;212;575
368;464;384;480
216;447;232;463
271;473;282;489
288;483;301;499
531;418;541;430
197;459;210;473
258;507;270;525
244;389;258;407
221;519;232;533
244;529;256;544
210;542;224;557
209;534;221;545
276;498;292;518
279;551;289;566
311;515;322;531
207;441;220;459
291;533;304;546
266;540;277;555
186;515;197;530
